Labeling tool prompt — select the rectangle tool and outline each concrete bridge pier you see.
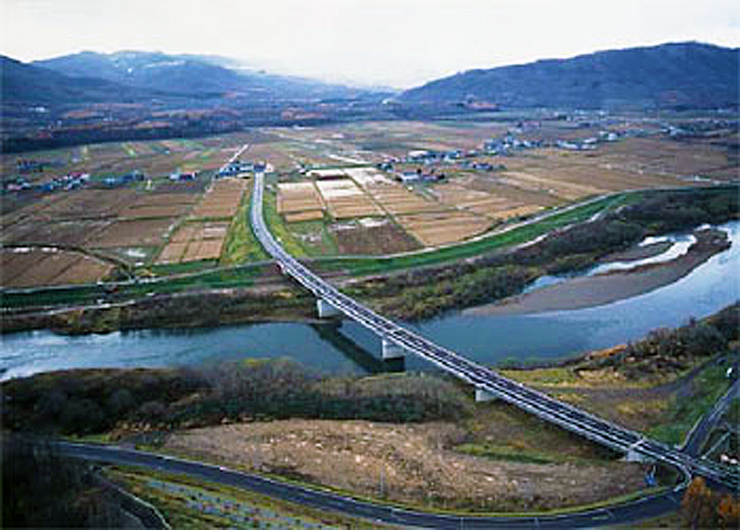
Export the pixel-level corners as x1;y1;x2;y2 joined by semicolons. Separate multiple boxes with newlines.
381;338;405;360
623;441;655;463
317;298;342;318
475;387;497;402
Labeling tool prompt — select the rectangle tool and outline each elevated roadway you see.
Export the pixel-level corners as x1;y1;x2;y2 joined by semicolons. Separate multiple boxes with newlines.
250;172;738;491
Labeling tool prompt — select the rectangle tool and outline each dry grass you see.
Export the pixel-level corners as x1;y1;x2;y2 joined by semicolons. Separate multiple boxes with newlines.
276;182;323;216
156;221;231;264
1;248;113;287
397;211;493;246
88;218;176;248
164;419;644;512
190;178;246;219
367;184;443;215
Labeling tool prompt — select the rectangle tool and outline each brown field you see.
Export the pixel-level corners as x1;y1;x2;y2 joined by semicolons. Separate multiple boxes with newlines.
155;241;188;264
488;205;543;220
333;219;421;255
284;210;325;223
119;204;192;219
190;178;246;219
431;182;541;219
89;218;175;248
316;179;382;219
397;210;493;246
28;189;140;220
1;220;110;247
276;182;323;217
366;184;443;215
156;221;231;264
1;248;113;288
593;137;735;181
165;419;644;511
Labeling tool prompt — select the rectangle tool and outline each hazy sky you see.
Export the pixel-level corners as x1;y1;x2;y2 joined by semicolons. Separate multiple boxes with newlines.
2;0;738;88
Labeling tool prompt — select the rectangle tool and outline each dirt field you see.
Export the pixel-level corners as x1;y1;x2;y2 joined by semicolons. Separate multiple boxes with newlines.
431;182;543;219
277;182;323;219
284;210;324;223
120;192;198;219
190;178;246;219
1;247;113;287
88;218;176;248
397;210;493;246
333;219;421;255
164;419;644;511
156;221;231;264
366;184;443;215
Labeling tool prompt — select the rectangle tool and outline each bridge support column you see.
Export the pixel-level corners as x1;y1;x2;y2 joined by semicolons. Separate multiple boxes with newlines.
475;388;497;402
317;299;342;318
381;339;405;360
623;442;654;463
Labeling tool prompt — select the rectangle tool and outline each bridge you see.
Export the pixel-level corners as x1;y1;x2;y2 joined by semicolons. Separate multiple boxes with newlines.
251;172;737;490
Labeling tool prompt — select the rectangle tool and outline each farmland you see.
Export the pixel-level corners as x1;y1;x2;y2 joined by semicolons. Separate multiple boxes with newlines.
2;113;736;290
1;247;113;288
1;135;261;287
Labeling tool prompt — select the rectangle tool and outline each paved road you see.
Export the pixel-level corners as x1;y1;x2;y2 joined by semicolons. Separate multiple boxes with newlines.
682;378;739;457
55;441;684;529
250;172;738;492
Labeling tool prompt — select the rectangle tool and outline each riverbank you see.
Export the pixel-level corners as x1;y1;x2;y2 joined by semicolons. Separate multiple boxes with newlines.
0;285;318;335
467;227;730;316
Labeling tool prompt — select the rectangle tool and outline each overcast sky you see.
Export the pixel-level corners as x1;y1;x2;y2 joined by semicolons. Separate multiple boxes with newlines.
2;0;738;88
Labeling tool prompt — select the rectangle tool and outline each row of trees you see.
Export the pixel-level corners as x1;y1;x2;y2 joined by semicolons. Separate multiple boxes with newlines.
2;360;471;437
2;436;135;528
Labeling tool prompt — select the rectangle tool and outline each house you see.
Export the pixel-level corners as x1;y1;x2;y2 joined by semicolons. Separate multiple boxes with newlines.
396;171;421;184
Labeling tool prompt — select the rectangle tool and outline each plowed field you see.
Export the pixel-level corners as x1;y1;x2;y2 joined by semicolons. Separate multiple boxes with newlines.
398;211;492;246
190;178;247;219
1;248;113;288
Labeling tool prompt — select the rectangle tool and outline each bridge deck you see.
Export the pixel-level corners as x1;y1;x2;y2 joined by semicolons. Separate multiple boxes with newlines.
250;172;736;490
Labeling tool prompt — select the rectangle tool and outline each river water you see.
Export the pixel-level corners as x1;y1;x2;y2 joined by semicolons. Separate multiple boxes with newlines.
2;221;738;381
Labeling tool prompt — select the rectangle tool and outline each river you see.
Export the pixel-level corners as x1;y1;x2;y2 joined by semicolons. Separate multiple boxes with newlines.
2;221;738;381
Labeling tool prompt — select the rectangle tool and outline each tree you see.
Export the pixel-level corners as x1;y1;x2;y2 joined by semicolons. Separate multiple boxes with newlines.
717;494;740;530
681;477;716;528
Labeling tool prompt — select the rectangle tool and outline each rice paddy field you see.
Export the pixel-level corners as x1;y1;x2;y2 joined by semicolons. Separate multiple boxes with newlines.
1;114;736;288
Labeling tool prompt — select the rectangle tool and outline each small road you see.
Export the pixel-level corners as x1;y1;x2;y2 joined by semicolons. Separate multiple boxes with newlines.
55;441;684;529
682;378;739;457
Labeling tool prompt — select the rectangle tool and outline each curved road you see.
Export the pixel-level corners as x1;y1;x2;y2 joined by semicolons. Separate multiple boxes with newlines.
55;440;683;529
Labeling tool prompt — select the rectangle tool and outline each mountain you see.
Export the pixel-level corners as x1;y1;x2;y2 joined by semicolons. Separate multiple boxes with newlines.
33;51;253;96
399;42;739;110
32;51;359;100
0;55;159;104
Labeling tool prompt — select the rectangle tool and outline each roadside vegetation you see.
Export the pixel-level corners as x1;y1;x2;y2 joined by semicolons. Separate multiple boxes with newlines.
108;467;385;529
219;190;269;266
